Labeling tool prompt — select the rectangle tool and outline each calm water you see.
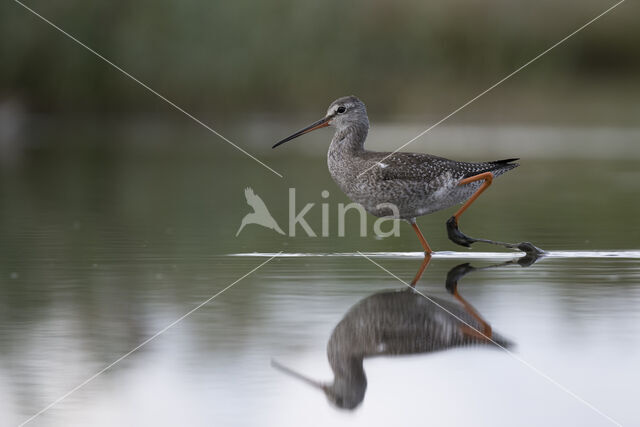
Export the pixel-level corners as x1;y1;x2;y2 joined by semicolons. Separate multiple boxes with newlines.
1;123;639;426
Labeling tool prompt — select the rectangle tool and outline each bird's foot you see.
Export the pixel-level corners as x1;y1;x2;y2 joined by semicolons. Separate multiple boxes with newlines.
446;216;477;247
516;241;545;257
445;263;475;293
446;217;546;259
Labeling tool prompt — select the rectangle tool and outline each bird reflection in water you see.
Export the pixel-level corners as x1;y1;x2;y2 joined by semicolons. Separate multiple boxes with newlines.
272;252;541;409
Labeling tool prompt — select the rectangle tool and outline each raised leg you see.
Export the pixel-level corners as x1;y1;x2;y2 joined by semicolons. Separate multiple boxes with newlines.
445;173;546;256
410;218;433;254
454;290;493;340
446;172;493;247
454;172;494;221
445;264;492;340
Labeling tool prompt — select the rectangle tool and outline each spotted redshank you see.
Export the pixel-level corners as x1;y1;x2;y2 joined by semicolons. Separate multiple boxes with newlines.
271;254;531;409
273;95;542;255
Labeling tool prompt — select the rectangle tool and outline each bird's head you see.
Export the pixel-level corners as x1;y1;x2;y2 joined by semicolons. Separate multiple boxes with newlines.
271;358;366;410
323;381;366;410
273;96;368;148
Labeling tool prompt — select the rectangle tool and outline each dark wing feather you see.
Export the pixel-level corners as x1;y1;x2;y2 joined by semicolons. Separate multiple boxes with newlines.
365;152;519;182
461;158;519;178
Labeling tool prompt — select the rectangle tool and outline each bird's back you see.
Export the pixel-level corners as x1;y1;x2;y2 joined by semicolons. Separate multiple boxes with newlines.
360;151;519;183
328;289;511;362
330;150;519;219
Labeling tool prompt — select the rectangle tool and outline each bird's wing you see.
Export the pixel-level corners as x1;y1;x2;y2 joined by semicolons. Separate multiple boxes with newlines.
365;152;459;182
244;187;270;212
367;152;518;182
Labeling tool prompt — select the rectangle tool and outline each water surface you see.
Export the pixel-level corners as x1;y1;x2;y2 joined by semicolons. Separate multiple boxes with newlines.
1;124;639;426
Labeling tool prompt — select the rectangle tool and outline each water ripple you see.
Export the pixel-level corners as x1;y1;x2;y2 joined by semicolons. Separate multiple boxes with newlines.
229;250;640;259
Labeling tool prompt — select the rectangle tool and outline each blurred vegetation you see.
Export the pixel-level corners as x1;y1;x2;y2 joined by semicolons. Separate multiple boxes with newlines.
1;0;638;117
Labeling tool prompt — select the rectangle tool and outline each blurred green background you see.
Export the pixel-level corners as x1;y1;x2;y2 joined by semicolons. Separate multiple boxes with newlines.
0;0;639;256
1;0;638;122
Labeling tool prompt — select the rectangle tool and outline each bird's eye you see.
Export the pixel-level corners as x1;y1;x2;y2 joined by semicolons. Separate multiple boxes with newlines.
336;106;346;114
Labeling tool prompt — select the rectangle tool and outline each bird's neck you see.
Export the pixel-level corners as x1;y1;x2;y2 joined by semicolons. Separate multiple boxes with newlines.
331;123;368;153
327;331;367;384
325;355;367;407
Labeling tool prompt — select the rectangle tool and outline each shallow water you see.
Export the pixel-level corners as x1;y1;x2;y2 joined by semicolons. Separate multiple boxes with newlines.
1;125;639;426
231;250;640;259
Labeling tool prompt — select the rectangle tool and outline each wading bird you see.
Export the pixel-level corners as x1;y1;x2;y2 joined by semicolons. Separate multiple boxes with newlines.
274;96;541;254
271;254;530;409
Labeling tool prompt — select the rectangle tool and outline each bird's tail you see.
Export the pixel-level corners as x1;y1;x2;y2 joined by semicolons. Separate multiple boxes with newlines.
487;331;514;350
466;158;519;179
491;158;519;166
489;158;519;174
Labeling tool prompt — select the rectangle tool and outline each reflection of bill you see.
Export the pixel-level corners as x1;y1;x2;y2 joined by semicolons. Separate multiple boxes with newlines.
236;187;285;237
273;253;541;410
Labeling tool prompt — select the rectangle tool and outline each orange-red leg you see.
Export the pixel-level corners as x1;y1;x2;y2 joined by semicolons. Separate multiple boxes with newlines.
453;172;494;222
446;263;493;340
453;288;493;340
410;220;433;254
448;172;545;254
447;172;495;247
409;254;432;287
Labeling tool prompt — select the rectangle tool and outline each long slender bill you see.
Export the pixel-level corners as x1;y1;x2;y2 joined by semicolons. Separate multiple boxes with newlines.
272;116;330;148
271;359;327;390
